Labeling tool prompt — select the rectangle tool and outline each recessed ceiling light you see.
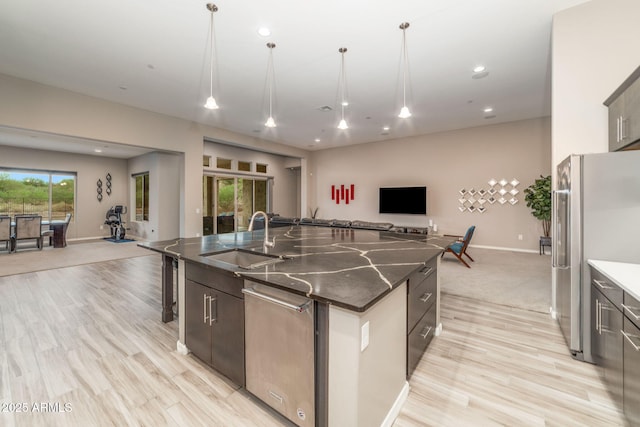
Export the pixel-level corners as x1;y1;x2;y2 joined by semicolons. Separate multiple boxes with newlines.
483;107;493;113
473;65;486;73
314;138;321;143
257;27;271;37
383;126;390;131
94;148;103;153
341;101;349;107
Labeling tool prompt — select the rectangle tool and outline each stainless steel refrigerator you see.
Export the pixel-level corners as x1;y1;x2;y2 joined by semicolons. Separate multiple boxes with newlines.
554;151;640;362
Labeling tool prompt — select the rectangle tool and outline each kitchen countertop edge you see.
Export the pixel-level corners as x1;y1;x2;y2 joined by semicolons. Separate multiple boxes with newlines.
588;259;640;302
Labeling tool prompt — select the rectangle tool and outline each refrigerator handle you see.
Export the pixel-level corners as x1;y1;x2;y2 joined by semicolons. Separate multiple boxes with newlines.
552;189;570;269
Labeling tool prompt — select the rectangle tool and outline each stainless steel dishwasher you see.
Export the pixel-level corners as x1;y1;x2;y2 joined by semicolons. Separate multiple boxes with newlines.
243;282;315;427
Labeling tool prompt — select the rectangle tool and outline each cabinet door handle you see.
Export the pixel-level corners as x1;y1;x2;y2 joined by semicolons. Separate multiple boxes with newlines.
595;299;600;335
621;329;640;352
268;390;284;404
209;296;217;325
419;326;433;339
617;116;621;142
593;279;613;290
621;117;627;140
242;287;311;313
622;303;640;321
419;293;432;303
203;294;209;324
420;266;433;276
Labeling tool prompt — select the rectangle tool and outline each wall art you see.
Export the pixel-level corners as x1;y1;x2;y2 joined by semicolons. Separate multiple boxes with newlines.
457;177;520;213
331;184;355;205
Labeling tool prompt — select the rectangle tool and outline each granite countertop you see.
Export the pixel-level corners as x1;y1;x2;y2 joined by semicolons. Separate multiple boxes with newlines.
139;226;454;312
588;259;640;302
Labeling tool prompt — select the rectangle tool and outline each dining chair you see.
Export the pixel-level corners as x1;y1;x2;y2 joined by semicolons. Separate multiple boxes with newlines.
12;215;44;252
441;225;476;268
0;215;11;252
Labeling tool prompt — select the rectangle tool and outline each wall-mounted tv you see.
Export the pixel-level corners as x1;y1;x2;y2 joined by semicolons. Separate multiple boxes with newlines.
379;186;427;215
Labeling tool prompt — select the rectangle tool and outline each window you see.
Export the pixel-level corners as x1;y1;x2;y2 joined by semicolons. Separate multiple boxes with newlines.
203;155;211;167
0;169;75;220
216;158;232;169
238;161;251;172
134;173;149;221
256;163;268;173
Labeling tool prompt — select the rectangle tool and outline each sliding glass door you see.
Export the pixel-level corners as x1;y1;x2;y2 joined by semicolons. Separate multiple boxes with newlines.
203;175;270;235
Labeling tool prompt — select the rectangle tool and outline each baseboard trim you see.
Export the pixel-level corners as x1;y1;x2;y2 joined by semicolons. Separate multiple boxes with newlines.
68;235;147;243
468;244;547;255
380;381;410;427
176;340;189;355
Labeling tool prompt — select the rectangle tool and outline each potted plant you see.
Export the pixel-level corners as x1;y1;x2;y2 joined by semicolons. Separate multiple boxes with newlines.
524;175;551;238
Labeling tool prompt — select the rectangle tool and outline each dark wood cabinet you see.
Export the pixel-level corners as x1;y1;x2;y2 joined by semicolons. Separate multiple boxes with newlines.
406;257;438;377
605;65;640;151
591;283;623;408
590;263;640;425
185;262;245;386
623;292;640;426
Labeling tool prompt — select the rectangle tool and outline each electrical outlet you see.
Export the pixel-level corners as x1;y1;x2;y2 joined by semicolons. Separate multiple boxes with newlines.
361;321;370;352
518;234;523;241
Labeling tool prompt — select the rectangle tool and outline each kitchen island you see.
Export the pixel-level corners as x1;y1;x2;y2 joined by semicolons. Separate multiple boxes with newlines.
139;225;453;427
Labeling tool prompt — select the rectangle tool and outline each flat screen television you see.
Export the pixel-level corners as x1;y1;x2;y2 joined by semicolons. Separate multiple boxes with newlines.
379;186;427;214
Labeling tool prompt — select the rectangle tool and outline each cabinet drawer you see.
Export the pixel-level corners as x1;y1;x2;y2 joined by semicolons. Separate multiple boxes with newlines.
407;266;436;333
623;292;640;329
623;317;640;426
186;261;243;298
590;267;623;309
407;303;436;378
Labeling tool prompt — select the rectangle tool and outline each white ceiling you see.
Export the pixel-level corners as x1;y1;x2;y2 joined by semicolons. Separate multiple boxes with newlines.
0;0;589;156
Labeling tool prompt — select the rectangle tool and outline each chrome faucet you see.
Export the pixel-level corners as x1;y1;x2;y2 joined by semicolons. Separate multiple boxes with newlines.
248;211;275;252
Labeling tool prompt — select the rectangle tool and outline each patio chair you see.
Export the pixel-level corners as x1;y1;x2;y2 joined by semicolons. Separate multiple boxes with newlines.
12;215;44;252
442;225;476;268
0;215;11;252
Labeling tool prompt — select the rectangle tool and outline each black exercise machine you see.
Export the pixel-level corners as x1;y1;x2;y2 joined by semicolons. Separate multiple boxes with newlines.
105;205;128;240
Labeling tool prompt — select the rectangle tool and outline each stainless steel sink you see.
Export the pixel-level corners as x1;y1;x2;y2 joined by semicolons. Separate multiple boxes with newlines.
201;249;285;270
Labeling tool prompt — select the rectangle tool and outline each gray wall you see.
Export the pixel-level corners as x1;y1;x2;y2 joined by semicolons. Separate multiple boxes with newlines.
0;73;309;238
308;117;551;251
128;151;181;241
0;144;128;240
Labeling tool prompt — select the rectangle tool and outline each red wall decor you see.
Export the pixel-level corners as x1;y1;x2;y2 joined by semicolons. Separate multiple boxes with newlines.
331;184;355;204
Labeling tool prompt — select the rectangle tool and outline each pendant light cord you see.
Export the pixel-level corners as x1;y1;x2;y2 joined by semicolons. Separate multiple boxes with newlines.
209;10;214;98
268;45;274;117
401;27;407;107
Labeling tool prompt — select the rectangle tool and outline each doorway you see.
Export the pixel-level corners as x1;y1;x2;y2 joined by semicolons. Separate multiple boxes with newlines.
203;175;270;235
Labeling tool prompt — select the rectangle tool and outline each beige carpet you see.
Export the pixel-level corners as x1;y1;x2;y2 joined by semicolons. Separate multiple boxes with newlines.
0;239;157;276
440;246;552;314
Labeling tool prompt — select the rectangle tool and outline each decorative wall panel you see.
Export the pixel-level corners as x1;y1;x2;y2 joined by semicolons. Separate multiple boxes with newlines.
331;184;355;205
457;178;519;213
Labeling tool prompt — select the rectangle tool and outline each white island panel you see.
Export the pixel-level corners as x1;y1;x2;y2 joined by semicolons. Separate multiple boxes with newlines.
328;282;408;427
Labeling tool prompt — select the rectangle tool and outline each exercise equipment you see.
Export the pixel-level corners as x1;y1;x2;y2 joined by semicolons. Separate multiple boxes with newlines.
105;205;128;240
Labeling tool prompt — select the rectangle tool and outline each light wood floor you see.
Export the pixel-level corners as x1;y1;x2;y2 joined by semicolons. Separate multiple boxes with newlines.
0;255;627;426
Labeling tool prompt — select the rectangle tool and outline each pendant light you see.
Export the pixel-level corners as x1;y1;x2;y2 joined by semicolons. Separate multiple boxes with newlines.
337;47;349;130
398;22;411;118
264;43;277;128
204;3;219;110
